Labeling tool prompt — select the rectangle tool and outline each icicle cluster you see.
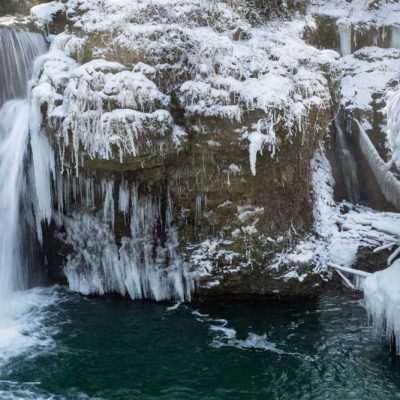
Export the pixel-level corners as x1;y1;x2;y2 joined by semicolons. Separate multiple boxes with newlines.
63;182;196;301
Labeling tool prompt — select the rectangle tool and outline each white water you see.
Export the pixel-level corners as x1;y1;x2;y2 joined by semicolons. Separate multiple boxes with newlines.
390;26;400;49
0;27;47;294
0;101;30;294
0;28;51;370
338;24;352;56
0;28;47;107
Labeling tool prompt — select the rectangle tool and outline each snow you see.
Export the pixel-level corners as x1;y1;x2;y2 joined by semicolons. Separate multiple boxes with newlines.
267;147;400;282
31;1;65;28
341;47;400;113
310;0;400;28
31;0;336;176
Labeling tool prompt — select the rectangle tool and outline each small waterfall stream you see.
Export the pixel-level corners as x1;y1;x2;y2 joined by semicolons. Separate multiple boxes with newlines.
334;114;361;204
0;28;47;295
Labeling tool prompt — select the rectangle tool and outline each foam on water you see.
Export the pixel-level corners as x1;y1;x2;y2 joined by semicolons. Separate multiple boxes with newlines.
191;310;285;353
0;288;60;369
0;380;102;400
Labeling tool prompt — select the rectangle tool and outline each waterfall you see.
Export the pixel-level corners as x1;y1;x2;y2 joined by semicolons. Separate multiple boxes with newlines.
0;101;30;294
391;26;400;49
0;28;47;295
0;28;47;107
338;24;352;56
334;114;360;203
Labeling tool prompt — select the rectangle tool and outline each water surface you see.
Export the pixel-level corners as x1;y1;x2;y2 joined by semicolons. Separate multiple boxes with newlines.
1;288;399;400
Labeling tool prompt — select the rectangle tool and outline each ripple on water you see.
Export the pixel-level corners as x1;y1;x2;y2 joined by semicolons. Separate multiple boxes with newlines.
0;290;400;400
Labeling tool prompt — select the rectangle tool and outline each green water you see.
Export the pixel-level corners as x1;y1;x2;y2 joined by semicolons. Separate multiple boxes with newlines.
1;288;400;400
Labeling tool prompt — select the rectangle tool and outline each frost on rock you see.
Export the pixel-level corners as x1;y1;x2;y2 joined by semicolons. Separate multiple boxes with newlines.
30;31;182;173
32;0;336;175
364;260;400;354
62;59;173;170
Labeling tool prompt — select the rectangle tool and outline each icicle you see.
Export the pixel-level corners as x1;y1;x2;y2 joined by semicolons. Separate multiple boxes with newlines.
102;180;115;228
30;130;55;243
195;194;202;219
63;183;196;301
118;180;130;216
364;260;400;355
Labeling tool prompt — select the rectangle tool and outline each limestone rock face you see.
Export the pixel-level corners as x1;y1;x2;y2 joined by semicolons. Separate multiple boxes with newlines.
29;0;340;301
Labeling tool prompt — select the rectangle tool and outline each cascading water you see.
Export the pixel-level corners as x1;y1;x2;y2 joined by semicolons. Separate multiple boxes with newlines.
0;28;47;295
334;114;360;204
0;28;47;106
0;101;30;294
338;24;352;56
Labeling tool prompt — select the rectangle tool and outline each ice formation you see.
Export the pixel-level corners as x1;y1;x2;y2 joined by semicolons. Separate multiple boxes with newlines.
364;260;400;354
386;90;400;171
63;184;196;301
338;23;352;56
